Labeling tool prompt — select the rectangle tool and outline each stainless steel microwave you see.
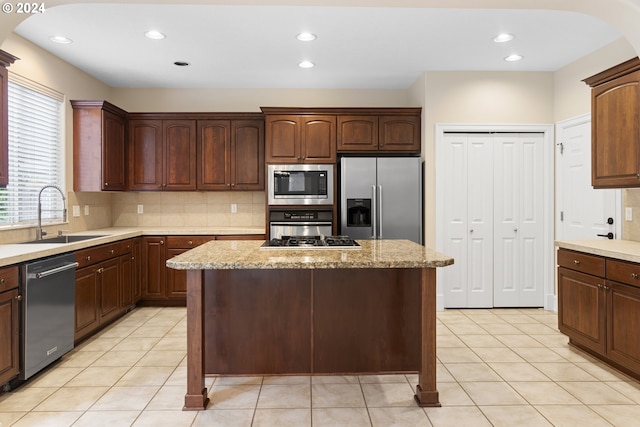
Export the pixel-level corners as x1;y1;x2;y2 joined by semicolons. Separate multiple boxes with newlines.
267;164;334;205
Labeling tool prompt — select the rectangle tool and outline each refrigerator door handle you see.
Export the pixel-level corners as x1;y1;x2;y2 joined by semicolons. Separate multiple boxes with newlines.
378;185;383;239
371;184;377;238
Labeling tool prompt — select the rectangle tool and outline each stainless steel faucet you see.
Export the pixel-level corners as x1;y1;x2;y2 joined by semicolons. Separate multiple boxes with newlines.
36;184;67;240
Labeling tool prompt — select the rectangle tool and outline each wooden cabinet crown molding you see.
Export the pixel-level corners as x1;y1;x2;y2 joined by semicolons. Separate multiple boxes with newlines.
260;107;422;116
128;112;265;121
70;100;128;117
583;57;640;87
0;50;19;68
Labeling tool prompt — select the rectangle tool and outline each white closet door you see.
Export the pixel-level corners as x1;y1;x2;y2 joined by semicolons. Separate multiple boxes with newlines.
442;134;493;308
493;133;544;307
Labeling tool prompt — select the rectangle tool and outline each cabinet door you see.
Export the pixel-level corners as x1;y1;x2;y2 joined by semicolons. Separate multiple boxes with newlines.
0;288;19;385
166;247;188;299
129;119;163;190
378;115;420;152
301;116;336;162
163;120;197;190
557;266;606;354
98;257;120;324
120;253;134;310
197;120;230;190
232;120;264;190
142;237;166;300
102;110;126;190
75;265;99;341
592;70;640;188
266;116;299;163
606;281;640;371
337;115;378;151
132;239;142;303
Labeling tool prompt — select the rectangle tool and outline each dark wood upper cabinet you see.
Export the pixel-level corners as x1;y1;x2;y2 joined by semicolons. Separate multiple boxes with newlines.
337;112;421;153
0;50;18;188
337;116;378;151
71;100;128;191
163;120;197;190
264;113;336;163
379;115;420;152
584;57;640;188
197;119;264;190
128;119;163;190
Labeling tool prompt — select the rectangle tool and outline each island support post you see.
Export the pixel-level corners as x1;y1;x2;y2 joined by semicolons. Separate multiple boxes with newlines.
183;269;209;410
414;267;440;406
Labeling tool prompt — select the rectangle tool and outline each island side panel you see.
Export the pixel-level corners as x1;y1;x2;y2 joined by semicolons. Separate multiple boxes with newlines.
415;267;440;407
203;269;312;375
313;268;421;373
184;269;209;410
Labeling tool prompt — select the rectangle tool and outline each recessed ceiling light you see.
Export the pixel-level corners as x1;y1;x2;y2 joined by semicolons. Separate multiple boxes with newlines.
174;61;190;67
296;32;316;41
493;33;514;43
504;54;523;62
145;30;166;40
49;35;73;44
298;60;314;68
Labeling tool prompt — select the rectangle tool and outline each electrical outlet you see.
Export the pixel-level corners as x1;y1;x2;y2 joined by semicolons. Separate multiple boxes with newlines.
137;204;144;214
626;207;633;221
84;205;90;216
72;205;80;217
231;203;237;214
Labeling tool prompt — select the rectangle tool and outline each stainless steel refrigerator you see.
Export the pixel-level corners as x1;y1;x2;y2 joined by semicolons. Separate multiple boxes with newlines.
340;157;423;244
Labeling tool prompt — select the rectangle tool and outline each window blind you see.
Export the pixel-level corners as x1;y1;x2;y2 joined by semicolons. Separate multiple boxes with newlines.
0;79;64;226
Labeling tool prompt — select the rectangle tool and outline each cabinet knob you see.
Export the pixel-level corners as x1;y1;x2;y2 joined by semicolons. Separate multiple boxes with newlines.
604;285;611;291
0;278;4;284
632;273;639;280
160;240;164;245
597;284;603;289
97;268;104;274
104;182;108;187
573;260;580;265
86;255;91;261
15;294;22;301
110;249;115;255
188;240;193;245
131;256;135;261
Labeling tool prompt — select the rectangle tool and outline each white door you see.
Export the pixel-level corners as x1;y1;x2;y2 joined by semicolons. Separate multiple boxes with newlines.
493;133;544;307
557;115;619;241
442;133;493;308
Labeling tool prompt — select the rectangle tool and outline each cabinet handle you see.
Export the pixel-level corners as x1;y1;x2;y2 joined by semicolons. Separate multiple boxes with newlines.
15;294;22;301
86;255;91;262
632;273;639;280
0;278;4;284
573;260;580;265
110;249;115;255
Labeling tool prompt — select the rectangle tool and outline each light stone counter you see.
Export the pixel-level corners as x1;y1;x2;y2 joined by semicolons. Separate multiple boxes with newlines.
166;239;454;270
555;239;640;263
0;226;265;267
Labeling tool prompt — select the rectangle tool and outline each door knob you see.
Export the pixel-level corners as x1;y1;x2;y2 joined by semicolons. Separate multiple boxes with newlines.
607;217;614;225
597;232;614;239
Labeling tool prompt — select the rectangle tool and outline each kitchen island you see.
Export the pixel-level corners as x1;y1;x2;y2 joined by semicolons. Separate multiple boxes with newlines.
166;239;453;410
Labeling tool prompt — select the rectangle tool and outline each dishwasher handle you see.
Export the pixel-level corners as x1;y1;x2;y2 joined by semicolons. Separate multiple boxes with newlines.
33;262;79;279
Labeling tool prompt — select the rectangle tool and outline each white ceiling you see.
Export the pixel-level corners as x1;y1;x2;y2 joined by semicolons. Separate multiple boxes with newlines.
13;4;622;89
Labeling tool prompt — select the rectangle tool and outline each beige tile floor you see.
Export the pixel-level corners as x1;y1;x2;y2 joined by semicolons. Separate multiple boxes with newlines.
2;307;640;426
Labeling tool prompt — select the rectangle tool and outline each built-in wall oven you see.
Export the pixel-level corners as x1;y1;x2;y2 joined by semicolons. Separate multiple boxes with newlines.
268;164;334;205
269;209;333;239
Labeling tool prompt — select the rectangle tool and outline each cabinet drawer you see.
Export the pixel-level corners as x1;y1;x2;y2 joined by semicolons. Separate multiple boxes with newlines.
76;242;124;268
606;258;640;287
166;236;215;249
0;265;18;292
557;249;605;277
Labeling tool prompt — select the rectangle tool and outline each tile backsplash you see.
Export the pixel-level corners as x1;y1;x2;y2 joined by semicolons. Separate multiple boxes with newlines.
112;191;266;228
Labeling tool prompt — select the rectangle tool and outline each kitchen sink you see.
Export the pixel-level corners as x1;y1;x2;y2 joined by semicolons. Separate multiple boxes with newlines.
20;234;107;244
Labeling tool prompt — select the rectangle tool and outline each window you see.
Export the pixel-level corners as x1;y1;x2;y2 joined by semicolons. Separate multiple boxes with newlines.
0;76;64;227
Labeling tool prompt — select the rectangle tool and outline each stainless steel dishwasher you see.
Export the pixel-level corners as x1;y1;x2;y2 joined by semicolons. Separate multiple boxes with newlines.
21;253;78;380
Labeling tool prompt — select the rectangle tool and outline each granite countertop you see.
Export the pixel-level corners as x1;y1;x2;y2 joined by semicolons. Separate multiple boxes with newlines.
555;239;640;264
166;239;455;270
0;226;265;267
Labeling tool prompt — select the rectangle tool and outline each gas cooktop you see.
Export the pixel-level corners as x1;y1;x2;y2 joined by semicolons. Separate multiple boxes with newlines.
261;235;361;249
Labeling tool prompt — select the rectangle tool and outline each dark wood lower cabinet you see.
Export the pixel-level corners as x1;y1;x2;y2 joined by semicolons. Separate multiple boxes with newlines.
558;248;640;380
0;266;19;386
